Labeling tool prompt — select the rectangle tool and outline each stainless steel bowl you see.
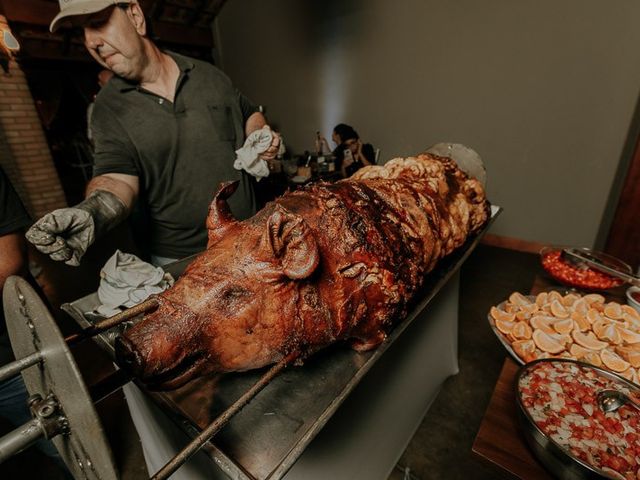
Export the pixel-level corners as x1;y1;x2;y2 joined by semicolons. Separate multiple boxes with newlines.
515;358;640;480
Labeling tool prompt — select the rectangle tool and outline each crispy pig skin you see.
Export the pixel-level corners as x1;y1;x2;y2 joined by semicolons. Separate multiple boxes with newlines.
116;153;490;390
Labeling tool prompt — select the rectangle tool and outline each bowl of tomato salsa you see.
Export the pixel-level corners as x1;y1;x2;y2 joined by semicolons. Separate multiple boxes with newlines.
516;359;640;480
540;247;631;291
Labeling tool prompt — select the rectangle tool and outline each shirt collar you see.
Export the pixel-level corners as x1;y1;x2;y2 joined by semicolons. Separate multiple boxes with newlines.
114;51;195;93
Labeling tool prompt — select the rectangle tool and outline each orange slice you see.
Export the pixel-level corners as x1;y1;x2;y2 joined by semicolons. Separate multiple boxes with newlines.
619;327;640;345
570;311;590;332
512;339;536;362
550;299;570;319
533;329;566;354
490;306;515;323
604;302;623;320
583;293;606;305
548;290;563;304
570;343;592;359
509;292;531;306
535;292;549;308
495;318;516;335
623;310;640;329
530;315;557;335
621;304;640;321
582;351;603;367
515;310;533;322
586;308;603;325
534;350;552;360
519;303;539;316
562;293;580;307
553;318;574;335
592;319;610;338
572;330;609;350
503;302;518;314
512;321;533;340
600;349;631;372
572;298;588;315
615;346;640;368
598;324;622;345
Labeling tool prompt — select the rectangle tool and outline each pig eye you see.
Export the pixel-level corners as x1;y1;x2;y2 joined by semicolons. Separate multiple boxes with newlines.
220;286;250;302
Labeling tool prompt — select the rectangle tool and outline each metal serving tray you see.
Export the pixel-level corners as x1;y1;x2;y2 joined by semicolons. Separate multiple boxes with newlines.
62;206;501;480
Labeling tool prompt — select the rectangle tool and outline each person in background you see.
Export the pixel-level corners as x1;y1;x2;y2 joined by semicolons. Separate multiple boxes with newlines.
27;0;280;269
318;123;376;178
0;166;70;477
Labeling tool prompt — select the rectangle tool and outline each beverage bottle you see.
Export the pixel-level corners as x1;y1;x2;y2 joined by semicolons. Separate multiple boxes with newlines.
315;131;323;156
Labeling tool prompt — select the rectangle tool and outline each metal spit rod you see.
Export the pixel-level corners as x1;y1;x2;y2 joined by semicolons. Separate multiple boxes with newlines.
0;418;44;462
151;351;300;480
65;297;159;345
0;351;43;383
0;298;159;385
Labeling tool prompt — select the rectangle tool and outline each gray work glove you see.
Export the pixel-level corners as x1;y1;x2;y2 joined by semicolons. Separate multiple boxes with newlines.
26;190;127;267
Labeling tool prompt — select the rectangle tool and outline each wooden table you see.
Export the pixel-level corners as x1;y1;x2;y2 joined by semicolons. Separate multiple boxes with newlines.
472;357;553;479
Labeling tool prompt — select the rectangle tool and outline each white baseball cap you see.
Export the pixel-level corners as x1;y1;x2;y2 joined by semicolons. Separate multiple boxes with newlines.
50;0;134;33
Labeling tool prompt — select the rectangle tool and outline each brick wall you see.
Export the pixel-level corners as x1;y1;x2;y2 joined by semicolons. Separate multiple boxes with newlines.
0;15;67;219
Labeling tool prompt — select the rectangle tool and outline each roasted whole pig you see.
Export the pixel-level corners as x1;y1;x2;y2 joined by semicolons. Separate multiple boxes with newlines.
115;153;490;390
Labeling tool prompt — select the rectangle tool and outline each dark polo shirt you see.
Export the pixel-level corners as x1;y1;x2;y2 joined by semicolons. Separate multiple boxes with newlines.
91;52;258;258
0;165;31;365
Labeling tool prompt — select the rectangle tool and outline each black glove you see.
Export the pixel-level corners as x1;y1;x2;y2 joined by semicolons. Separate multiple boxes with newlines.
26;190;127;266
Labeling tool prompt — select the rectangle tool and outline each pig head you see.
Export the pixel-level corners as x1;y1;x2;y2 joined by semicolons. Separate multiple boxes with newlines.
115;182;326;390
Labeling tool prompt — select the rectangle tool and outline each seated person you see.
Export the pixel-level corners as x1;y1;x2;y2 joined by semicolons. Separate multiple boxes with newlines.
319;123;376;178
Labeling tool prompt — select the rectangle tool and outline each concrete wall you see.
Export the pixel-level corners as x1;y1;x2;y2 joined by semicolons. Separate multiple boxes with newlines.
215;0;640;247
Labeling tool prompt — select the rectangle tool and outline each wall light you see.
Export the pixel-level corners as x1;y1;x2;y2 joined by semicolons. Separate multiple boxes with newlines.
2;29;20;52
0;28;20;75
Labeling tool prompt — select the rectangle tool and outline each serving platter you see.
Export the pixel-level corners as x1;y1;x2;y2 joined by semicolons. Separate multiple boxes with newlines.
487;291;640;385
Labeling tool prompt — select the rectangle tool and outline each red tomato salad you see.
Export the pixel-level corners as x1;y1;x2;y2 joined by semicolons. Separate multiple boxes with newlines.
519;361;640;479
541;250;624;291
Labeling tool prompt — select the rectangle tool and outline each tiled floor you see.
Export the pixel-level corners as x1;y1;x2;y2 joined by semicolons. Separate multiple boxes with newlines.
1;243;541;479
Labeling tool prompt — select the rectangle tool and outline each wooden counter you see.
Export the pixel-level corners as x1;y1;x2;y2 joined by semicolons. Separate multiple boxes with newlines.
472;358;553;479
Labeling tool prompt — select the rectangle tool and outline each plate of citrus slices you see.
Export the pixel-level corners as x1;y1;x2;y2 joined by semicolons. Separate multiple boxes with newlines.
488;291;640;384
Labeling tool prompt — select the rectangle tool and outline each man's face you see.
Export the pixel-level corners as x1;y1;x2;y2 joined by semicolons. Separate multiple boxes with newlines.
81;4;147;81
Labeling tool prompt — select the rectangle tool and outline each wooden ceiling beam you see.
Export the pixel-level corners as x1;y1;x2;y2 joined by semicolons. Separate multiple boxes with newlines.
1;0;213;52
1;0;58;27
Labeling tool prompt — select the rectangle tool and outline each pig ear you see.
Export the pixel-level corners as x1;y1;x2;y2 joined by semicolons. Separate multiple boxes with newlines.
207;181;239;248
267;209;319;279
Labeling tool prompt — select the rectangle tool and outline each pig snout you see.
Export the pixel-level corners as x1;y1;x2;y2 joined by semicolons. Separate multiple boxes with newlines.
115;335;145;377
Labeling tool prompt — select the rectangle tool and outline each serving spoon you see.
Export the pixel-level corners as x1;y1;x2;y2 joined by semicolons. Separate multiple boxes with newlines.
597;389;640;413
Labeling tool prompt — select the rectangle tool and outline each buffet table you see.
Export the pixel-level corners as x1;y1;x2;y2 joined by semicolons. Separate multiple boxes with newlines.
62;207;501;480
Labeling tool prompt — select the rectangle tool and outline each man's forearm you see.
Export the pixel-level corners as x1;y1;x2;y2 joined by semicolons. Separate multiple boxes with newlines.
245;112;267;136
86;173;138;214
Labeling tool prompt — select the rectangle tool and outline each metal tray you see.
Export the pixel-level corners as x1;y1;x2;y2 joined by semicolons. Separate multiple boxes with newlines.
62;206;502;480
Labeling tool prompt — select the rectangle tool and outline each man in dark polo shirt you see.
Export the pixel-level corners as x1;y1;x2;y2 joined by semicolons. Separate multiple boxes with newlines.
27;0;280;268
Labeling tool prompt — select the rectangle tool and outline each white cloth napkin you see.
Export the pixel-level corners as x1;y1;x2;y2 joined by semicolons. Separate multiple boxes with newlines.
96;250;174;317
233;126;273;181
